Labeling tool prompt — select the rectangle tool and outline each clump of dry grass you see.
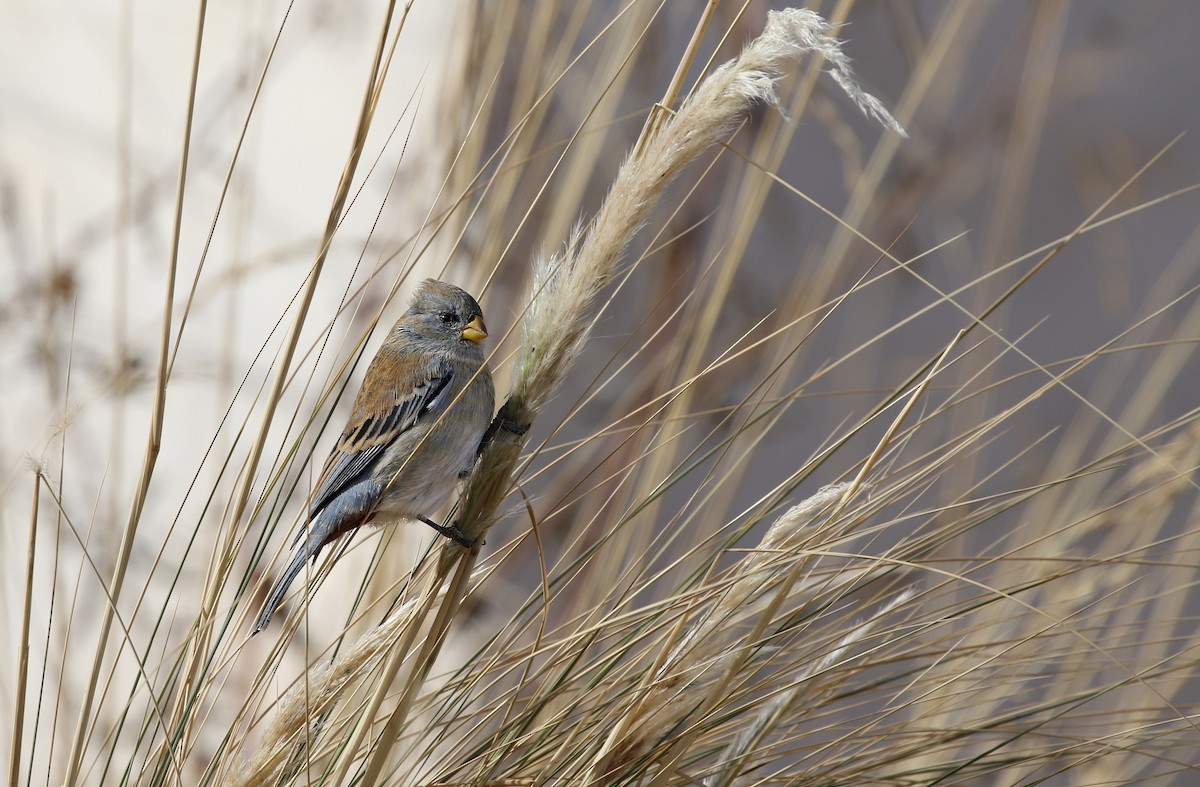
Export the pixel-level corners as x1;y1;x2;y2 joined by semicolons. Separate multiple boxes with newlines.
7;3;1200;787
585;482;898;780
230;10;904;785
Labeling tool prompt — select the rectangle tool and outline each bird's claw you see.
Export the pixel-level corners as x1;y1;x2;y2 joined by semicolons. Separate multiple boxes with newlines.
477;404;532;457
418;516;481;549
497;416;529;436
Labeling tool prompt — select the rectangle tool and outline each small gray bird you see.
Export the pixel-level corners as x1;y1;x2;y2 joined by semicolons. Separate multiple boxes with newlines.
254;279;494;633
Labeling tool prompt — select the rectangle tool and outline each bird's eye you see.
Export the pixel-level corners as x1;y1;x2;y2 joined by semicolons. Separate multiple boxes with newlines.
439;311;456;324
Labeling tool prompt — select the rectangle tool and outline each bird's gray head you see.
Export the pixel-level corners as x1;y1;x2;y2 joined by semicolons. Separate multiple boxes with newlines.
398;279;488;353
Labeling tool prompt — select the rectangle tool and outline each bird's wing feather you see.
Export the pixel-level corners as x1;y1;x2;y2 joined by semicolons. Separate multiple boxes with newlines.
308;353;453;519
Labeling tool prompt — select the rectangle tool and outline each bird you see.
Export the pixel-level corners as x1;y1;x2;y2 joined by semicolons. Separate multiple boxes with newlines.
254;279;495;633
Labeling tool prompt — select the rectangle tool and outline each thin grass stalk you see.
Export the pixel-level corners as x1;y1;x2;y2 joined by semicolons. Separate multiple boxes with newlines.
810;0;970;302
834;332;959;519
166;0;296;378
634;0;719;153
321;559;443;787
948;2;1071;507
61;3;206;783
536;1;662;254
110;0;133;586
468;3;650;292
8;470;40;786
356;549;477;787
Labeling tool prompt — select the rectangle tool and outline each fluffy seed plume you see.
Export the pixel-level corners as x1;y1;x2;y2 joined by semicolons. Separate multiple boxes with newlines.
511;8;904;420
588;484;900;778
467;8;904;540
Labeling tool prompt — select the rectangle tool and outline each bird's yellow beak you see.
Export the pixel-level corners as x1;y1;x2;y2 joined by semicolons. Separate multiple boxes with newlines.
461;315;488;343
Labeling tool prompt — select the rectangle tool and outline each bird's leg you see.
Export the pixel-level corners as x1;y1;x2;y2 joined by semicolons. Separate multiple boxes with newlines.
417;515;476;549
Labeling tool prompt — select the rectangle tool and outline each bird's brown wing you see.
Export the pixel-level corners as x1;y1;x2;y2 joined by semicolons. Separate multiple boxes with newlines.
307;354;453;521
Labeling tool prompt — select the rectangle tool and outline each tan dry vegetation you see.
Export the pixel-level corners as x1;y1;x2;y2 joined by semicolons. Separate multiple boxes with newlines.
3;2;1200;786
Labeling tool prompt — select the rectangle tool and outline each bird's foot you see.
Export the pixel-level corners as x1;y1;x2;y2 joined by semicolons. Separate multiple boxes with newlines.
418;516;480;549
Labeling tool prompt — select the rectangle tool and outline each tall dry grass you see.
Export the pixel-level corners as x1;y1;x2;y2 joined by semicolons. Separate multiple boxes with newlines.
4;2;1200;786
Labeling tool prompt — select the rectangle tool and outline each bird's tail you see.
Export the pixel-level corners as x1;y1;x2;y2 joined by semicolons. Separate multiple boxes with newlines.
254;497;369;633
253;545;312;634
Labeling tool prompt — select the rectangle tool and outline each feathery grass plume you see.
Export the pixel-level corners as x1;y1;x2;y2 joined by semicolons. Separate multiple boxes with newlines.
588;483;880;777
467;7;904;540
705;588;915;787
509;8;902;422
